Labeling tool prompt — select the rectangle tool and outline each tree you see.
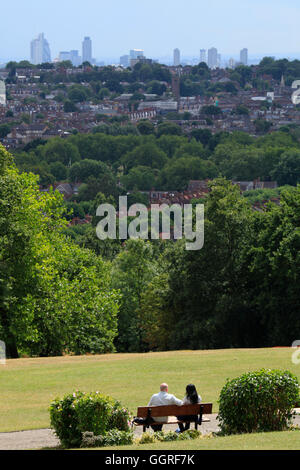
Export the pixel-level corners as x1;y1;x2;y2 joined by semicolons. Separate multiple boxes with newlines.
67;84;90;103
112;239;155;352
42;138;81;166
248;186;300;345
0;145;120;357
64;100;78;113
122;142;168;172
159;156;217;190
158;179;256;349
190;129;212;147
0;145;66;357
121;165;157;190
254;119;272;134
157;122;182;137
271;150;300;186
137;120;155;135
49;161;68;181
0;124;11;138
69;159;111;182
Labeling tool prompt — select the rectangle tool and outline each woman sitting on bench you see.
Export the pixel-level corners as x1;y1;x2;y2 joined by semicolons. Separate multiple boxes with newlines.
176;384;202;433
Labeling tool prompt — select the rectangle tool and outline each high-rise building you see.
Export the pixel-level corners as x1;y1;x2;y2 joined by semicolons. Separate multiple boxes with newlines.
207;47;218;69
173;48;180;66
30;33;51;65
217;54;222;68
240;48;248;65
82;37;92;64
228;58;235;69
130;49;144;60
0;80;6;106
59;50;81;66
200;49;206;64
120;55;130;68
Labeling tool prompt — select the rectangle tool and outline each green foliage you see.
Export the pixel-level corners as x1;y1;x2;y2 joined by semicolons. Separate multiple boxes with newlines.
271;150;300;186
81;429;134;448
138;429;202;444
50;391;131;448
0;145;120;357
218;369;299;435
64;100;78;112
157;122;182;137
0;124;11;138
112;239;156;352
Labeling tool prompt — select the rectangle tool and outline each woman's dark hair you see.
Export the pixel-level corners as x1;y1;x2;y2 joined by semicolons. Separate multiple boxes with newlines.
186;384;198;404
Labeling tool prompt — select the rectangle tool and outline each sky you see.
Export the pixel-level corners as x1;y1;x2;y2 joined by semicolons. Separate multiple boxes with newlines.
0;0;300;62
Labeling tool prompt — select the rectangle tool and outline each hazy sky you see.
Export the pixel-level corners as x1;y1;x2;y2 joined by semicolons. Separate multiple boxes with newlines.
1;0;299;61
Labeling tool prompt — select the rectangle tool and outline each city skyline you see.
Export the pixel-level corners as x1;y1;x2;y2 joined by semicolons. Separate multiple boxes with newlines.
5;33;299;69
0;0;300;63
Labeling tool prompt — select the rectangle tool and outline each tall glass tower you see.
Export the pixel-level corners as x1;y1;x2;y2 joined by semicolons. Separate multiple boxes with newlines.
30;33;51;65
173;48;180;66
82;37;92;64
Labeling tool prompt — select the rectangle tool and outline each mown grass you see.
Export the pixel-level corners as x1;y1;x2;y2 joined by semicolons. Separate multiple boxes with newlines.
97;430;300;451
0;348;299;432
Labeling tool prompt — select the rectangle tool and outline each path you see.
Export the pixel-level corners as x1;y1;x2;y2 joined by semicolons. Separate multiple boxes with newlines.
0;412;299;450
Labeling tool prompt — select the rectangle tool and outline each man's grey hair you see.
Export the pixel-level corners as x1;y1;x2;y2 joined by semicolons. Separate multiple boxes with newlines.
160;383;168;391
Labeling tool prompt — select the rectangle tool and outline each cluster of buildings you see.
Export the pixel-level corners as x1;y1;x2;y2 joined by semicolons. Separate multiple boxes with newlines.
29;32;250;70
30;33;95;66
173;47;248;69
0;58;300;149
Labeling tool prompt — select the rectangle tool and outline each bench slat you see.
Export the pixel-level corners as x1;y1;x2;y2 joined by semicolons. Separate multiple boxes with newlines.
137;403;212;418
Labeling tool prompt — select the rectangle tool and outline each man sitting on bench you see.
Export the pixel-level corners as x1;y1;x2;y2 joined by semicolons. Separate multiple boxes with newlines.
147;383;183;431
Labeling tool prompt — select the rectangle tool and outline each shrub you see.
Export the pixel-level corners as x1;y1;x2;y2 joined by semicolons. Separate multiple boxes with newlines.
138;432;156;444
138;429;202;444
218;369;299;435
50;391;131;448
81;430;134;448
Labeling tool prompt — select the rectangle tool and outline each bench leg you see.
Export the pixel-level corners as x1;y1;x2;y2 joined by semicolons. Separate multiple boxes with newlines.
143;425;146;433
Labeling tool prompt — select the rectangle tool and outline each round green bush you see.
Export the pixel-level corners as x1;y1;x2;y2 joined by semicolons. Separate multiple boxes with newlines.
218;369;299;435
49;391;131;448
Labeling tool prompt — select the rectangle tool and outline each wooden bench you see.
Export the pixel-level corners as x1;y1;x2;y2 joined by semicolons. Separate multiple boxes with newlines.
134;403;213;433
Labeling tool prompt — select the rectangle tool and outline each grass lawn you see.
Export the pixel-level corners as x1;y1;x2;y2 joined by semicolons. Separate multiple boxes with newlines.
98;430;300;451
0;348;299;433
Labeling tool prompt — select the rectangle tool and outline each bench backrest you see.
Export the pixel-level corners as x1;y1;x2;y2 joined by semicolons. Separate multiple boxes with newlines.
137;402;213;418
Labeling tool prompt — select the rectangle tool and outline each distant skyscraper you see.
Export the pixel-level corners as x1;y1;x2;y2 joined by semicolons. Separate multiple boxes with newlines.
217;53;222;68
130;49;144;60
120;55;130;68
70;50;81;66
200;49;206;64
228;58;235;69
59;50;81;66
0;80;6;106
240;48;248;65
173;48;180;66
82;37;92;63
207;47;218;69
59;51;71;62
30;33;51;65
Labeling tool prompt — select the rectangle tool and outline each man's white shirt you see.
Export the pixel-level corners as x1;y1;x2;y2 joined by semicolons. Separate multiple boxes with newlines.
147;391;183;423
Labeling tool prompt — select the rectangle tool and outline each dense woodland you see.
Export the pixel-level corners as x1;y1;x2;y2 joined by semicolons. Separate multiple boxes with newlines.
1;119;300;356
13;124;300;192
